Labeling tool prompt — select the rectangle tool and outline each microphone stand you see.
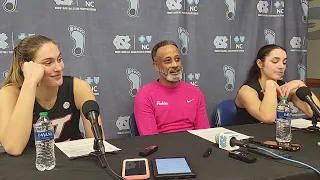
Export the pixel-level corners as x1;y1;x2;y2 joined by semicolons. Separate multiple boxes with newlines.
89;124;108;168
89;139;107;168
306;113;320;132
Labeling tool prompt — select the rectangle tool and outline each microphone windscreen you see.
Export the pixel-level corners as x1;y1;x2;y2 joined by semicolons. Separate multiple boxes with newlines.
82;100;100;119
296;86;312;102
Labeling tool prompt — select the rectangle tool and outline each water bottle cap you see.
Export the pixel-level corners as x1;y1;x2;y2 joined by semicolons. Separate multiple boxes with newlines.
281;97;288;100
39;112;48;117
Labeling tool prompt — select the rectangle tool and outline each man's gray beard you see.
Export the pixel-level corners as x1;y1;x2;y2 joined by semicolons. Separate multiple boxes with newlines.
160;67;183;82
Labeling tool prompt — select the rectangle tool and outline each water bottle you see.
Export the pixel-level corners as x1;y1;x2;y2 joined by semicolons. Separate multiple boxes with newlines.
34;112;56;171
276;97;292;144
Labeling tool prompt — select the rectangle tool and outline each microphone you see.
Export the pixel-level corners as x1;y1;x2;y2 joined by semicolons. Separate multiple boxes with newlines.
215;132;257;151
82;100;105;154
82;101;124;179
296;86;320;118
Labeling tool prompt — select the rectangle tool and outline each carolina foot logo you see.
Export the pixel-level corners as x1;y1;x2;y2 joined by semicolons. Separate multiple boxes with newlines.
113;35;131;49
127;0;139;17
116;116;130;131
225;0;236;20
264;28;275;44
178;27;189;55
223;65;235;91
301;0;308;23
2;0;17;13
68;25;85;57
0;33;9;49
126;68;141;97
54;0;73;6
298;63;306;82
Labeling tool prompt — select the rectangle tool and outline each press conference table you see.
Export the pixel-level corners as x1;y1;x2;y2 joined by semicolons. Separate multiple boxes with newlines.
0;124;320;180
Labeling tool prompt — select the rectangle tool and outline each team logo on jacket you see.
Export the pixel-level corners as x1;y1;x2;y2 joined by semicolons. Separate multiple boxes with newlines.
63;102;70;109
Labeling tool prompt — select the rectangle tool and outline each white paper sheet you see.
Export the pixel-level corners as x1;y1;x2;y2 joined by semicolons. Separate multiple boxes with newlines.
55;138;121;159
188;127;252;143
291;118;320;129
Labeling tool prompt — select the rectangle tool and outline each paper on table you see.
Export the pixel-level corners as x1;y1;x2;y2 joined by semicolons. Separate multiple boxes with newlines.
188;127;252;143
291;118;320;129
55;138;121;159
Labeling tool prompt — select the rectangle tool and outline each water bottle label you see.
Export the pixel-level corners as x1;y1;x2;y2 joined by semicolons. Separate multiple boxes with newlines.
35;130;54;141
277;111;292;120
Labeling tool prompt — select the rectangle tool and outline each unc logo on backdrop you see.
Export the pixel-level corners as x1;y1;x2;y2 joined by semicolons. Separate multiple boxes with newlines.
54;0;96;11
166;0;199;15
126;68;141;97
184;72;200;87
0;32;13;54
114;35;131;50
68;25;85;57
0;33;9;50
0;32;31;54
225;0;236;20
257;0;284;17
290;36;307;52
126;0;139;18
116;116;130;135
83;76;100;96
223;65;235;92
178;27;189;55
113;34;152;54
213;35;245;53
2;0;17;13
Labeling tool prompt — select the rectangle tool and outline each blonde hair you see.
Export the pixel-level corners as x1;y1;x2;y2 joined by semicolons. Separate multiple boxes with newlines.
3;35;58;88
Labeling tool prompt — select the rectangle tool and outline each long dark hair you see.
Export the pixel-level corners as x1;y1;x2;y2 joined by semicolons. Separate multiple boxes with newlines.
246;44;286;83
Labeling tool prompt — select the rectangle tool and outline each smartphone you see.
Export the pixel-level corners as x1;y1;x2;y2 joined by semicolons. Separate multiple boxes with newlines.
247;148;291;159
122;158;150;180
263;141;300;151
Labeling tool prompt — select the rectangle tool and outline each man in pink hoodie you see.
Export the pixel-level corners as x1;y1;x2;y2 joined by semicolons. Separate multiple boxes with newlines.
134;40;210;136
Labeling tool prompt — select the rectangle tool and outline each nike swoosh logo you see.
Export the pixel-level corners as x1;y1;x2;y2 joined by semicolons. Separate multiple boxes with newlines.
187;99;194;103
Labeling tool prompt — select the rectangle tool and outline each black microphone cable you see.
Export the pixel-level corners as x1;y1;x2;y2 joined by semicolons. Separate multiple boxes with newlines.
101;153;125;180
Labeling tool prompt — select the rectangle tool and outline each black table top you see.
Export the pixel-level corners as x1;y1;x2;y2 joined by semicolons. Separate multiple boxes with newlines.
0;123;319;180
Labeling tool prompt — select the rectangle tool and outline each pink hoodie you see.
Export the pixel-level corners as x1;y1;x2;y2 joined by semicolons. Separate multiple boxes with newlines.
134;80;210;136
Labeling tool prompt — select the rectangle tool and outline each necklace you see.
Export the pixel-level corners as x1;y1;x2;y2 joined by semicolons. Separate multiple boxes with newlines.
37;97;57;110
